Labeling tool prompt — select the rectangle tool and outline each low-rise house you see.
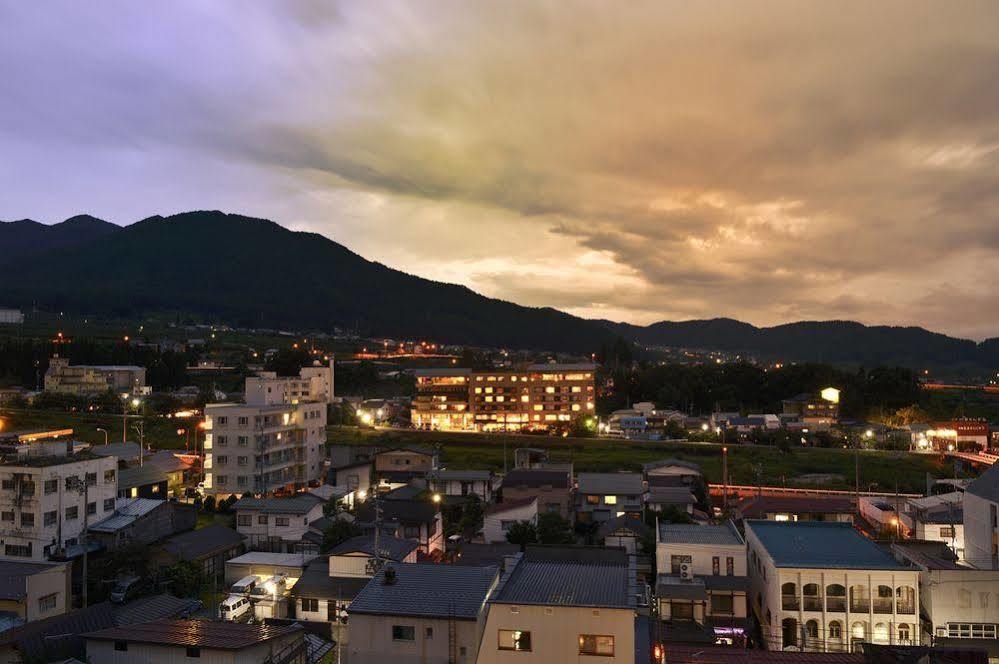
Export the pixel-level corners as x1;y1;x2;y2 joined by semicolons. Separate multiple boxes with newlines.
373;447;439;487
500;469;573;520
84;619;306;664
646;487;698;516
643;459;703;488
116;464;169;500
346;564;499;664
576;472;644;523
734;495;855;525
484;498;538;544
88;498;196;551
223;551;314;586
428;469;497;503
900;493;964;561
327;460;373;506
151;525;245;581
892;542;999;651
477;546;636;663
233;494;325;553
655;522;749;646
598;515;651;555
858;497;901;536
0;560;70;626
290;556;369;634
356;500;444;554
745;520;920;652
328;535;420;577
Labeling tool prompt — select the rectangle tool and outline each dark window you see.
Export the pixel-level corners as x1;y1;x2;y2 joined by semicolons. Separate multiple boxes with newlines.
712;593;735;614
712;557;720;575
392;625;415;641
671;601;694;619
186;647;200;658
425;627;434;639
114;641;128;652
726;557;734;575
302;598;318;612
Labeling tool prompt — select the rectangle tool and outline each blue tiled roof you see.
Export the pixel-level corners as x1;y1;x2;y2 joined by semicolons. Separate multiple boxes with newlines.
747;520;904;570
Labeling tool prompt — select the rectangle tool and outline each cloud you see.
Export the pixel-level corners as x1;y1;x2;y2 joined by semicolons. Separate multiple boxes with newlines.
1;1;998;338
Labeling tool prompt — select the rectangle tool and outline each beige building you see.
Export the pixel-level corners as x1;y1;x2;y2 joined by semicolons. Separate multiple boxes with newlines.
84;619;306;664
413;364;596;433
477;546;636;664
233;494;325;552
244;360;334;406
745;520;920;652
0;560;71;623
44;356;147;396
347;563;499;664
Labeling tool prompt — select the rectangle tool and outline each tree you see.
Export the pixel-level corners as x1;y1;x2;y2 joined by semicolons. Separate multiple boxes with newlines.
164;560;204;598
322;519;362;553
458;495;484;539
505;521;538;551
536;513;574;545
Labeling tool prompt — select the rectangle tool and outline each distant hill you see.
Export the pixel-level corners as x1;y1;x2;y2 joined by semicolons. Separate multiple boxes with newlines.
0;211;995;366
0;215;118;265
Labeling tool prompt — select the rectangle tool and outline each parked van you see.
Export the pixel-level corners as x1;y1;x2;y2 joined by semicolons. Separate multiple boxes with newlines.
219;594;252;621
250;574;287;599
230;575;259;596
109;575;141;604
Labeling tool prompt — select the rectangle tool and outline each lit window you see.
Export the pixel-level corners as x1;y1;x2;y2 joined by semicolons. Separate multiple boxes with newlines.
605;496;617;505
579;635;614;657
545;386;555;394
572;404;581;411
498;630;531;651
521;396;529;402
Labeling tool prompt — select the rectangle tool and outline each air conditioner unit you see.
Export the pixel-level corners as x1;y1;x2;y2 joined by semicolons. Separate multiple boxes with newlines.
679;562;692;581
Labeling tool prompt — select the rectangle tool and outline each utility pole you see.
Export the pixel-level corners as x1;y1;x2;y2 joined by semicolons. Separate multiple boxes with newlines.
81;479;89;608
722;447;729;512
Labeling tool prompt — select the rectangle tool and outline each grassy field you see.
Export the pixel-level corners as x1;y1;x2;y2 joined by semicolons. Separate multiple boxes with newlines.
328;425;959;494
0;407;199;450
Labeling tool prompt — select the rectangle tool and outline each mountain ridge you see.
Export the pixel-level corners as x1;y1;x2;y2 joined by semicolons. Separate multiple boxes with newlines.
0;211;996;367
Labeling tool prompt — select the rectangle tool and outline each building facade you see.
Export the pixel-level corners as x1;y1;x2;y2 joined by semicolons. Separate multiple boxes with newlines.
412;364;596;432
244;361;334;406
44;356;147;396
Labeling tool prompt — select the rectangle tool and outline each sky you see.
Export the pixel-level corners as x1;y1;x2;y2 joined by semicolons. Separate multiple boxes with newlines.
2;1;998;339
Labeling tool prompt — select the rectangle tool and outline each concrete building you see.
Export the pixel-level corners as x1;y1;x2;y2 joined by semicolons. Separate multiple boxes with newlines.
499;469;573;521
576;472;644;523
782;389;840;425
477;546;636;663
960;463;999;569
88;498;196;551
0;441;118;562
44;356;147;396
655;522;749;646
244;360;334;406
0;560;70;625
84;619;306;664
899;492;964;561
233;494;325;552
203;395;326;497
745;520;920;652
483;497;538;544
346;564;499;664
412;364;596;433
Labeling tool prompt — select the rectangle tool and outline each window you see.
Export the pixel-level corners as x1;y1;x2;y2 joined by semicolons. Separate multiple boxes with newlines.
87;502;96;515
498;630;531;651
44;479;58;494
711;593;734;614
829;621;843;639
805;620;819;639
726;557;734;575
64;476;78;490
186;647;200;658
579;634;614;656
238;456;248;466
425;627;434;639
85;472;97;486
392;625;416;641
712;557;720;575
302;598;318;612
104;470;116;483
20;513;34;527
238;436;248;446
44;511;57;527
604;495;617;505
65;506;78;521
237;515;252;526
238;416;248;426
0;480;12;490
38;593;57;612
671;601;694;619
104;498;115;511
586;495;599;505
258;515;268;524
238;476;247;487
898;623;911;644
20;481;34;496
940;526;955;538
114;642;128;652
217;416;228;425
5;544;31;557
217;475;228;485
217;436;227;447
1;511;13;522
276;517;289;527
217;455;228;465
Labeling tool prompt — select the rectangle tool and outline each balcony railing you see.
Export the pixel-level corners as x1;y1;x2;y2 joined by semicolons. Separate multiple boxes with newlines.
897;602;915;615
849;600;869;613
873;598;893;614
781;595;800;611
803;597;823;611
826;597;846;612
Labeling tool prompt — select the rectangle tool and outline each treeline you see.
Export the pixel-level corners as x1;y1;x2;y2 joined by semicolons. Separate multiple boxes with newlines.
601;362;923;420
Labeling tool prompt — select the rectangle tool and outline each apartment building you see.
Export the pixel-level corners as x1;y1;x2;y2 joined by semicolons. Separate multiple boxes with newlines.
203;373;327;497
0;441;118;562
244;360;334;406
412;364;596;433
781;388;840;425
961;463;999;569
745;520;920;653
44;356;147;396
233;494;325;552
477;546;636;664
655;522;749;645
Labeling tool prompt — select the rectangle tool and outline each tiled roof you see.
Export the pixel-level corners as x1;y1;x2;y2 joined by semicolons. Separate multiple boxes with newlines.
658;522;743;546
348;564;498;620
110;594;202;625
647;487;696;504
0;603;118;662
490;547;633;609
453;543;521;567
291;558;370;600
161;525;244;561
597;515;652;539
736;495;855;518
233;493;323;515
329;535;419;561
84;619;302;650
577;472;644;494
501;469;570;489
91;442;142;462
118;464;168;489
356;499;437;525
747;520;904;570
484;496;537;516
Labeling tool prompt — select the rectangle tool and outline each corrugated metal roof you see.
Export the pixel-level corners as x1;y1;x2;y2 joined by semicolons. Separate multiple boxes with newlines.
747;520;905;570
491;548;633;609
233;494;323;515
577;472;644;494
90;498;164;533
348;564;497;620
290;559;370;600
84;619;302;649
161;525;244;561
658;522;743;546
329;535;419;561
111;594;202;625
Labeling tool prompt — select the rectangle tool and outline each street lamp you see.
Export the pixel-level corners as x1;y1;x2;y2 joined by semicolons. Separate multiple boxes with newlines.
96;427;108;445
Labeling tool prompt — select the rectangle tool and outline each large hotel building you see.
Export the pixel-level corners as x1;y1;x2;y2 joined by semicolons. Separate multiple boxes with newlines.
412;363;596;432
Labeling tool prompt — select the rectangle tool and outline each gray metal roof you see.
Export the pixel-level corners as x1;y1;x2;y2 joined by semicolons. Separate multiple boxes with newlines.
348;564;498;620
161;525;244;561
577;472;644;494
966;464;999;503
642;459;702;473
117;464;168;489
597;515;652;540
111;594;203;625
747;520;905;570
290;559;370;600
490;548;633;609
329;535;419;561
233;494;323;515
429;469;493;482
658;522;743;546
90;498;164;533
647;487;697;504
91;442;142;462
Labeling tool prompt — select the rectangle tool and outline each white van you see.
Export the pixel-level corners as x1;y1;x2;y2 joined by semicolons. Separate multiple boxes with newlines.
230;575;259;596
219;594;252;621
250;574;287;599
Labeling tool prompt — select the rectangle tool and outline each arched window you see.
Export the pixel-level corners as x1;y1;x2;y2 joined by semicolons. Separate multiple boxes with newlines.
896;586;916;614
782;583;799;610
782;618;798;649
874;622;889;642
826;584;846;612
850;585;869;612
805;620;819;639
851;622;867;640
829;621;843;639
874;585;893;613
898;623;911;644
803;583;821;610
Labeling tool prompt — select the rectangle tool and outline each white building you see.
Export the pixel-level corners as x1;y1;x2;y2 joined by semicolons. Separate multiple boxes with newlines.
483;497;538;544
963;464;999;569
0;309;24;325
746;520;920;652
233;494;325;552
0;440;118;562
900;492;964;561
244;360;334;406
44;356;147;396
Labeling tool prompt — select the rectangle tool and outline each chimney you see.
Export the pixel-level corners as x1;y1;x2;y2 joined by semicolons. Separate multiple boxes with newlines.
382;565;397;585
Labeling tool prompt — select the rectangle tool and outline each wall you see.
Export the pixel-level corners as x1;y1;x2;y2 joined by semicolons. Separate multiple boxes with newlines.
963;492;996;569
484;503;537;544
347;614;480;664
85;632;301;664
501;486;571;521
